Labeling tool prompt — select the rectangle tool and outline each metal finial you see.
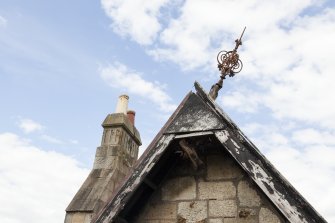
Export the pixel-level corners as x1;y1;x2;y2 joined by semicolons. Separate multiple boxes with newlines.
209;27;246;100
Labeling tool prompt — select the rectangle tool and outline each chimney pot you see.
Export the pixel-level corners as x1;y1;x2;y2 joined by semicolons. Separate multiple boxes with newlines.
115;94;129;114
127;110;136;125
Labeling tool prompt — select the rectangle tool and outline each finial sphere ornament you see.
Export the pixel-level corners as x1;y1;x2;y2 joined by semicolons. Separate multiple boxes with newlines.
209;27;246;100
217;50;243;78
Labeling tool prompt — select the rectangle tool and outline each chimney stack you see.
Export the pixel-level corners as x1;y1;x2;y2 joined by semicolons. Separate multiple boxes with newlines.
115;94;129;114
127;110;136;125
65;94;141;223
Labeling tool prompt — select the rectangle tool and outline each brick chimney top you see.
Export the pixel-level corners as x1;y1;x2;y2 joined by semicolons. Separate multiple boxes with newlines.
127;110;136;125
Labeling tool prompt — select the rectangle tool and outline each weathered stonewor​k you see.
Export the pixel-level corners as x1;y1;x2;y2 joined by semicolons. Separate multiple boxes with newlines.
64;95;141;223
92;82;327;223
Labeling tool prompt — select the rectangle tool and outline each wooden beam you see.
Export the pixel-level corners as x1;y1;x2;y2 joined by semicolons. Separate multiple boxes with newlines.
179;139;204;170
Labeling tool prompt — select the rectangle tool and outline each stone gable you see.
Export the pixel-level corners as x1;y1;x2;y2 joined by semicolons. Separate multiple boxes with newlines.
134;148;285;223
92;86;326;223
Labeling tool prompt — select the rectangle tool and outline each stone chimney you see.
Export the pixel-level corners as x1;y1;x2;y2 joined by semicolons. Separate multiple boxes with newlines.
64;95;141;223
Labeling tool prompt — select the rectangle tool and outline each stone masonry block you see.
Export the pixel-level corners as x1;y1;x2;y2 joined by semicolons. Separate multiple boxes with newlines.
70;212;91;223
224;208;258;223
206;155;243;180
93;156;105;169
105;156;119;170
95;146;107;157
209;200;237;217
138;221;159;223
178;201;207;222
238;208;257;220
141;202;176;220
198;181;236;199
162;176;196;201
259;208;281;223
64;213;73;223
208;219;223;223
71;213;85;223
224;217;257;223
106;145;119;156
237;181;261;207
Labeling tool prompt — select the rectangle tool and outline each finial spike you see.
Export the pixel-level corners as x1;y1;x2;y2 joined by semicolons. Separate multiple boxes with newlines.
234;26;246;51
240;26;246;41
209;27;246;100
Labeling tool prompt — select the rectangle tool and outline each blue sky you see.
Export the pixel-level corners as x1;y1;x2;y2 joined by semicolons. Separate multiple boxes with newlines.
1;0;335;222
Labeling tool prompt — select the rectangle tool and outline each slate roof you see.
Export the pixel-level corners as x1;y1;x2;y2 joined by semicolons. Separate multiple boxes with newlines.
93;82;327;223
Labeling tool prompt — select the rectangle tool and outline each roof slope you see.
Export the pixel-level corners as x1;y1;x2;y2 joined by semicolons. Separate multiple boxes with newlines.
94;82;327;223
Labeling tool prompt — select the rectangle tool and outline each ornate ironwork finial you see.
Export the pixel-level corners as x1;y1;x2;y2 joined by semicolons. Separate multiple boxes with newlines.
209;27;246;100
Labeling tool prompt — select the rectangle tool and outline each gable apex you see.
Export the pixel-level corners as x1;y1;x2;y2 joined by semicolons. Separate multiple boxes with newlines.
94;82;327;223
166;92;225;133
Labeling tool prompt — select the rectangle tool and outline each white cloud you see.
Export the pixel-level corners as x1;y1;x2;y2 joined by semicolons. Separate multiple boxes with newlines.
41;134;64;144
100;62;176;112
292;128;335;146
101;0;335;129
222;8;335;129
266;145;335;222
241;123;335;222
18;118;44;134
17;118;73;145
220;90;263;113
0;132;89;223
70;139;79;144
0;15;7;28
102;1;335;221
101;0;169;45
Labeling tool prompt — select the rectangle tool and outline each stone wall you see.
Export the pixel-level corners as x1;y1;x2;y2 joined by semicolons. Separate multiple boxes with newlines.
134;148;285;223
65;113;141;223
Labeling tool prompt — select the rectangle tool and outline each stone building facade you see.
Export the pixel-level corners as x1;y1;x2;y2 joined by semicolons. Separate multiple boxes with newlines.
134;147;284;223
66;83;327;223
